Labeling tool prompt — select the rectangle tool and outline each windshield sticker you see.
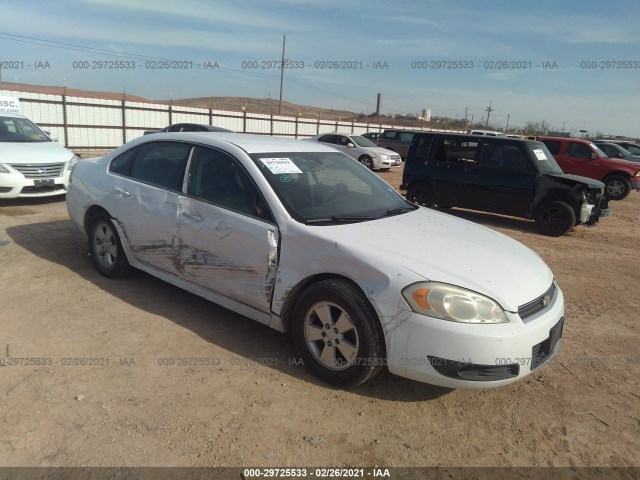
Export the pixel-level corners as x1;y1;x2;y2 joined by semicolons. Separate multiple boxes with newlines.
259;157;302;174
533;148;548;161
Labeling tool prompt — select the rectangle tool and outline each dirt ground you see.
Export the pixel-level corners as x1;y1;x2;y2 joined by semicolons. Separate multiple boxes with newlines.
0;164;639;469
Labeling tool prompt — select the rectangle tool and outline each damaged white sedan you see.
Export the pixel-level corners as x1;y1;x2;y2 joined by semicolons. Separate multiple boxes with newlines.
67;133;564;388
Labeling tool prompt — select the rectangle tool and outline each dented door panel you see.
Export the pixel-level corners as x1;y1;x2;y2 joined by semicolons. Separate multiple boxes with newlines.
176;195;279;315
108;178;180;274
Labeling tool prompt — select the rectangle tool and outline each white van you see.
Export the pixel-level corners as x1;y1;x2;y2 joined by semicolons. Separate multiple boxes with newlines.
0;112;78;198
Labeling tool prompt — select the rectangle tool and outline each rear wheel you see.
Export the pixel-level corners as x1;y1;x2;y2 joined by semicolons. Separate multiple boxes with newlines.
535;201;576;237
292;279;385;387
88;213;134;278
406;182;434;207
604;174;631;200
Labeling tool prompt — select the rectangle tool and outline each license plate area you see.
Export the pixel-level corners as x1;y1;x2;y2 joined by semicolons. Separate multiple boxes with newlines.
34;179;55;187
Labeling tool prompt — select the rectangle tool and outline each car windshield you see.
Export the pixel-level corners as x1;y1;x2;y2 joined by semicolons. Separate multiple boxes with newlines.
622;144;640;155
351;135;376;147
527;142;563;174
589;143;609;159
0;117;51;143
250;151;414;224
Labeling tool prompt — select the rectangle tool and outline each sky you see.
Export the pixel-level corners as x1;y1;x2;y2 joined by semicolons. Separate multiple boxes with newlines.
0;0;639;136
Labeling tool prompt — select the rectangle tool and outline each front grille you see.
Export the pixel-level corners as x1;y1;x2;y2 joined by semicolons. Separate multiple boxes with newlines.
389;154;401;160
0;187;12;193
518;281;557;321
10;163;65;178
427;356;520;382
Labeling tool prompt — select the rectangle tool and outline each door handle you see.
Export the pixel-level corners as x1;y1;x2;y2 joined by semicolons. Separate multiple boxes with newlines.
182;211;204;222
113;187;130;197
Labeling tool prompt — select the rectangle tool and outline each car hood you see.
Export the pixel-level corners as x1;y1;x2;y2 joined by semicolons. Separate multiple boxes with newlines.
546;172;605;189
305;208;553;312
1;141;75;164
602;156;640;170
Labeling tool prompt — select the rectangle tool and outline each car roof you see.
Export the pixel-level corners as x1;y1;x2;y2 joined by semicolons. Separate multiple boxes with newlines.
0;112;28;119
150;132;340;154
317;132;362;137
416;132;535;144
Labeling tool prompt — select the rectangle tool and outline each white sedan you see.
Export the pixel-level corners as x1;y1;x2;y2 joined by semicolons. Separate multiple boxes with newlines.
0;112;78;198
306;132;401;170
67;133;564;388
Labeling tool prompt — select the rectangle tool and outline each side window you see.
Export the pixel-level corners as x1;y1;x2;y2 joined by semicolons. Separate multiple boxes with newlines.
433;138;478;165
413;136;433;161
130;142;191;191
187;146;271;220
567;142;592;159
480;144;529;171
383;131;396;139
597;144;615;156
338;136;351;146
400;132;414;142
318;134;336;144
543;140;561;155
109;146;140;176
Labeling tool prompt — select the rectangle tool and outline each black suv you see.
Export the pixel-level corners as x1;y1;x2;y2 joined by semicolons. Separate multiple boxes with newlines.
401;132;611;236
376;129;419;159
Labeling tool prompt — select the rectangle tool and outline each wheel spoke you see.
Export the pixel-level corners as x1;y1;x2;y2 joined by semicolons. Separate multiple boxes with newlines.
313;303;332;326
336;340;357;361
319;343;336;366
334;312;353;334
305;323;324;342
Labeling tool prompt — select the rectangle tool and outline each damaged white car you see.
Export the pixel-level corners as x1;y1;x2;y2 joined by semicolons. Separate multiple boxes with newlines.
67;133;564;388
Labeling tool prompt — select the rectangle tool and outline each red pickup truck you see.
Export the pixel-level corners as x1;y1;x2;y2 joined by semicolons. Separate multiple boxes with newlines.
539;137;640;200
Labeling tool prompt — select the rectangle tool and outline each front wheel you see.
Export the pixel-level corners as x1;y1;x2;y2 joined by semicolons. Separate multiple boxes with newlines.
291;279;385;387
88;213;134;278
604;175;631;201
359;155;374;170
535;201;576;237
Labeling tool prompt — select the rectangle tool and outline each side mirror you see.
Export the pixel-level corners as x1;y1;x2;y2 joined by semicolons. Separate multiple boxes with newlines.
347;143;355;148
44;131;59;142
590;152;596;160
618;153;625;159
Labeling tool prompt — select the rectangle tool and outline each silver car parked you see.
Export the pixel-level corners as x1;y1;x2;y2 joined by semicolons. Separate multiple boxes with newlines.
306;132;401;170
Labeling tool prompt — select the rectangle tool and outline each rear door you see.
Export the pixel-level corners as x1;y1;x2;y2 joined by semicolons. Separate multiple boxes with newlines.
428;135;479;207
106;141;191;273
471;142;536;215
176;145;279;316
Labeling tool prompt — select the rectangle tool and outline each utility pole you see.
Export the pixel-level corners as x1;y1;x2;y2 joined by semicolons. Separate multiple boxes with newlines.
464;107;468;130
485;100;494;128
278;34;286;115
470;114;475;127
505;113;510;132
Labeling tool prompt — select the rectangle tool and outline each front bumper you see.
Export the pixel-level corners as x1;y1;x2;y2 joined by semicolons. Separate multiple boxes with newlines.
378;286;565;389
632;179;640;191
0;170;69;198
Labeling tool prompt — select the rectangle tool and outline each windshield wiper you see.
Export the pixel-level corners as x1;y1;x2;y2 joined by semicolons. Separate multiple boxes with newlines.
382;206;417;217
305;215;375;225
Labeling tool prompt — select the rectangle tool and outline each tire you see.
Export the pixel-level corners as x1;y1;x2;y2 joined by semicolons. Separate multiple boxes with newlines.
88;213;134;278
291;279;385;387
604;174;631;201
359;155;374;170
535;201;576;237
405;182;434;207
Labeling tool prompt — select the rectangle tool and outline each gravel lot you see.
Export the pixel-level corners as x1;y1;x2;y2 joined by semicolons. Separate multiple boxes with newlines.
0;165;639;468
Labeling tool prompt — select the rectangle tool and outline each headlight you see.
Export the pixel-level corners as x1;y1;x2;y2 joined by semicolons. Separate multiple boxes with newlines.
401;282;508;324
380;153;388;160
635;171;640;177
0;164;10;174
66;155;79;172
